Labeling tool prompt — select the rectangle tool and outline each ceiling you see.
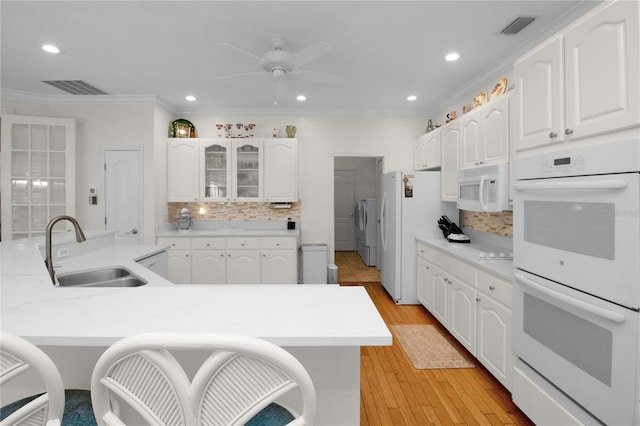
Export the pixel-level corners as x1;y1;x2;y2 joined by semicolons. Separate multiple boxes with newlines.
1;1;600;115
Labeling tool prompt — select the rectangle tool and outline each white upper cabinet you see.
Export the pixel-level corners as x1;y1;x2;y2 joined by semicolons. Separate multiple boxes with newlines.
513;0;639;155
200;140;231;202
440;122;460;202
168;137;298;203
564;0;639;140
264;138;298;202
414;129;441;171
168;139;199;202
231;140;263;202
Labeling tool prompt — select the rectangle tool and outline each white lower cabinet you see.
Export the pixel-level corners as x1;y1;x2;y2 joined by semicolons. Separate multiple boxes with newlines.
158;236;297;284
416;241;513;390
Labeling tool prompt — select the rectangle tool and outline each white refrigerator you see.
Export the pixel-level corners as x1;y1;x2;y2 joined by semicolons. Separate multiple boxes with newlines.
380;171;457;304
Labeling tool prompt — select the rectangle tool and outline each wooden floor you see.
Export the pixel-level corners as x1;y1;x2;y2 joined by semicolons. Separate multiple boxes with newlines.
334;251;533;426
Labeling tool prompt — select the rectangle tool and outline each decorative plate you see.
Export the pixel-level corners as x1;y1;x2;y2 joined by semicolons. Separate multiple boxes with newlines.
473;92;487;108
490;78;508;100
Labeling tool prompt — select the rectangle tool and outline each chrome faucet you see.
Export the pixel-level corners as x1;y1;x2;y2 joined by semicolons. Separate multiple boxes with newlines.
45;215;87;284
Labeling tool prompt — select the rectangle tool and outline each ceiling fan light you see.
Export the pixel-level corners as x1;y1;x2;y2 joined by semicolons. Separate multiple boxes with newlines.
272;67;286;77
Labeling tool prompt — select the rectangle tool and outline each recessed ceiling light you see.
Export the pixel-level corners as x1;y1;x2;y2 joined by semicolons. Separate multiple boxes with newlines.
407;95;417;101
296;95;307;101
185;95;196;102
42;44;60;54
445;52;460;62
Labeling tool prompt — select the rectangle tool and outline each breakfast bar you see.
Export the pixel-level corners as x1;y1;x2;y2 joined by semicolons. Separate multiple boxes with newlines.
1;235;392;425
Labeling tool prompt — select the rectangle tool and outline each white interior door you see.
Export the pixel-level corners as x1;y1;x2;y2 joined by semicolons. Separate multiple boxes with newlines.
334;170;356;251
104;148;143;245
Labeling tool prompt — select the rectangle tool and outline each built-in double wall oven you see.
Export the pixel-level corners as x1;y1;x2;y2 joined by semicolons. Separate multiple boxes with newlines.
512;140;640;425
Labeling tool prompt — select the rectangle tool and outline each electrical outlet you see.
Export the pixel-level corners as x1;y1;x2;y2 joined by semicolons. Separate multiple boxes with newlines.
57;247;70;258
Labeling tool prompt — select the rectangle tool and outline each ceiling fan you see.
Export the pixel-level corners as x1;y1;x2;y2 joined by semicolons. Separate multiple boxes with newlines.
215;38;341;104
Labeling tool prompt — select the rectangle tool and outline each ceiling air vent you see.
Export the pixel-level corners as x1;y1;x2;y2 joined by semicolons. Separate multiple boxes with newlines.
500;16;536;35
42;80;108;95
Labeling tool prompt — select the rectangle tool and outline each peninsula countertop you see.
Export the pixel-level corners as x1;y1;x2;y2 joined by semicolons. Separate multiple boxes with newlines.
1;231;391;349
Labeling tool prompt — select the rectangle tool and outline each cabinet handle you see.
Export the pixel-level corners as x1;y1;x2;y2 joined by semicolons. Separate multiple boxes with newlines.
565;128;574;135
549;132;558;139
489;285;495;291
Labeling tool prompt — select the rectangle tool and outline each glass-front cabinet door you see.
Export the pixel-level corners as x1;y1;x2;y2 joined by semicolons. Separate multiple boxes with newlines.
1;115;75;240
232;140;263;201
200;140;231;201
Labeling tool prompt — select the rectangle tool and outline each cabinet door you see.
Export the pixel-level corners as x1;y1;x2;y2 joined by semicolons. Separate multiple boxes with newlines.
416;257;432;309
430;265;449;327
192;250;226;284
477;294;513;390
226;250;260;283
459;111;481;169
264;139;297;202
564;0;640;140
232;140;263;202
167;250;191;284
512;36;565;153
168;139;199;202
449;277;477;356
481;95;510;165
261;250;296;283
414;135;428;170
440;124;460;202
200;139;231;201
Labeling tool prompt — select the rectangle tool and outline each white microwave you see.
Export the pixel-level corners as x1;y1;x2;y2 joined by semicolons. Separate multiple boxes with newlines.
457;163;510;212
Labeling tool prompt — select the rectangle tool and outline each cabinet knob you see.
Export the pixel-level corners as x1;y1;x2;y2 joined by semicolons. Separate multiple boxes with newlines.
489;285;495;291
549;132;558;139
476;297;481;302
206;243;210;247
565;128;574;135
185;254;189;258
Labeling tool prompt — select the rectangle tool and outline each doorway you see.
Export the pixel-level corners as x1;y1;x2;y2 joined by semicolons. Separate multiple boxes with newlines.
103;147;143;245
333;156;382;269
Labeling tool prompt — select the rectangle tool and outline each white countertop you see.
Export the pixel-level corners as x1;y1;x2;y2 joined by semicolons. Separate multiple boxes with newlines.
416;235;514;281
1;233;391;348
156;229;300;238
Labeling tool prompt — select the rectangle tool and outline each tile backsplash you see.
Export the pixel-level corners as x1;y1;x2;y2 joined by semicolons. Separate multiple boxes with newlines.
168;202;301;222
462;210;513;238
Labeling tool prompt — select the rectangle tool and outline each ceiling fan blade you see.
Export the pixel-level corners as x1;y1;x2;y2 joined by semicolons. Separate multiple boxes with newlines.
290;69;344;85
217;42;266;63
291;41;333;67
210;70;266;81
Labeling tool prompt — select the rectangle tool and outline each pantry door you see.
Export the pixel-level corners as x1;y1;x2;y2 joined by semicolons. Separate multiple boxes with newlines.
103;148;143;245
334;170;356;251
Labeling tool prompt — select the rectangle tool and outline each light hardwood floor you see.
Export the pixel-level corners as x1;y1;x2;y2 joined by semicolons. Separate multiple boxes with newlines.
334;251;533;426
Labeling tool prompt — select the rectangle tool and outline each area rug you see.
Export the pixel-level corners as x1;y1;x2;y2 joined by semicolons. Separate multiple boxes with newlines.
391;324;475;369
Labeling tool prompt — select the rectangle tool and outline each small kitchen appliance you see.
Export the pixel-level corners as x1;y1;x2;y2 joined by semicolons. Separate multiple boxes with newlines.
176;208;192;231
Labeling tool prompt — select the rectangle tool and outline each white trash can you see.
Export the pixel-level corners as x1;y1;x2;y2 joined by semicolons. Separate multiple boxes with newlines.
327;264;338;284
300;244;328;284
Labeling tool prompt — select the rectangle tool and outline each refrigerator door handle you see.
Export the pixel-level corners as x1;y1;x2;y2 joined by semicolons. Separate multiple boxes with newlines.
380;194;387;251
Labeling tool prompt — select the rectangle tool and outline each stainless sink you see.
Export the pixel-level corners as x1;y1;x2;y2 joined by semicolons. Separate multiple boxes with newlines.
56;267;147;288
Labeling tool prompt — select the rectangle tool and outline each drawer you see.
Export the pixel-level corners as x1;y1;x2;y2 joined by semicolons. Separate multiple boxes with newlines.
477;270;512;307
191;238;226;250
226;237;260;250
261;237;296;250
416;242;431;260
431;249;476;284
157;237;191;250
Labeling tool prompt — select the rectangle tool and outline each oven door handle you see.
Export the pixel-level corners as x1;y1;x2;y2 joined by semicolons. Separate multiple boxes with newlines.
513;180;627;191
514;272;626;324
